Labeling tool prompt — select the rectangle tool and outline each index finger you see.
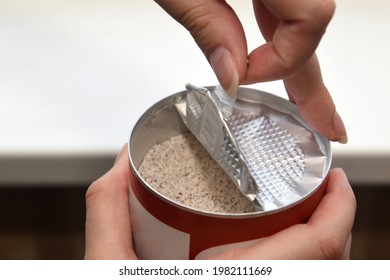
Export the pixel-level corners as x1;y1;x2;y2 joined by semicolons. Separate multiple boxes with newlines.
244;0;336;83
246;0;347;143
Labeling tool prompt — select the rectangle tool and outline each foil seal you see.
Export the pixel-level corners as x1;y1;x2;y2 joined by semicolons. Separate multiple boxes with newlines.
175;84;331;211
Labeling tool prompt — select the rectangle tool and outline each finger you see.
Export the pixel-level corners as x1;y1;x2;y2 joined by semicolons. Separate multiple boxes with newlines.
84;144;137;260
154;0;248;97
243;0;335;83
306;168;356;258
259;168;355;260
250;0;346;142
341;233;353;260
207;168;356;259
284;55;348;143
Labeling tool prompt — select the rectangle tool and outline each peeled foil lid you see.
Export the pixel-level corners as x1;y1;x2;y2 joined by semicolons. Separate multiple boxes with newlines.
175;84;331;212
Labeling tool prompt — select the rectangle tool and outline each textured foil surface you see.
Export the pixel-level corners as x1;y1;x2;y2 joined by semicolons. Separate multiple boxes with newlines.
175;84;331;211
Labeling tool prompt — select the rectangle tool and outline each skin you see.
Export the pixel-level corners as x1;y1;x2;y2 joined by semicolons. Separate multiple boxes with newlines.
154;0;347;144
84;145;356;260
85;0;355;260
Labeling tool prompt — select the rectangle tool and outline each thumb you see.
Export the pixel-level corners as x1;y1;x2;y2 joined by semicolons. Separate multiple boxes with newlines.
84;144;137;260
155;0;248;97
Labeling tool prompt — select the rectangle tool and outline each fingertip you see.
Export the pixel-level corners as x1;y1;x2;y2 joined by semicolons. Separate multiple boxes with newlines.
332;111;348;144
325;168;350;195
311;168;356;225
115;143;129;164
210;47;239;97
327;168;356;206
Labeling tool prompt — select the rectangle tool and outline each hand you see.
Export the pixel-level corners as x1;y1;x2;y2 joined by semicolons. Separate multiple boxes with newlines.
84;145;356;260
197;168;356;259
154;0;347;144
84;144;137;260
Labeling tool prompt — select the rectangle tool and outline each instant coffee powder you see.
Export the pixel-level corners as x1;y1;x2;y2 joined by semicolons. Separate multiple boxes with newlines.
138;132;257;214
128;86;331;260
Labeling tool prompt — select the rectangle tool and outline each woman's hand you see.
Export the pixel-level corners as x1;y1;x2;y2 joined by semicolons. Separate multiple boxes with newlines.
198;168;356;259
154;0;347;143
84;145;137;260
84;145;356;260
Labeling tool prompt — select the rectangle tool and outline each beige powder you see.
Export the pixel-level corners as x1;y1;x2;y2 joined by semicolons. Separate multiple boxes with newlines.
138;132;256;214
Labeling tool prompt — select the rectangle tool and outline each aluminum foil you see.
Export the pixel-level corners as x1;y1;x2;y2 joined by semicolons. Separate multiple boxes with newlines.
175;84;331;211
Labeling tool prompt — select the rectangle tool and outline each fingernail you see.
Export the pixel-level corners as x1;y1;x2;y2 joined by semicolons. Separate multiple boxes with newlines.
210;47;239;98
333;111;348;144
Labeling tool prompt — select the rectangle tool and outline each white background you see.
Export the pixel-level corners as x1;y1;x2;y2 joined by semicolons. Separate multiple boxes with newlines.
1;0;389;184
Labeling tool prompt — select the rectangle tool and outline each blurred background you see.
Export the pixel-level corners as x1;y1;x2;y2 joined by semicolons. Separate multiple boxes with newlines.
1;0;389;259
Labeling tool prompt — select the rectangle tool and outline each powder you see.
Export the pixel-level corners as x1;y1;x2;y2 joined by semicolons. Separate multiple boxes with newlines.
138;132;256;214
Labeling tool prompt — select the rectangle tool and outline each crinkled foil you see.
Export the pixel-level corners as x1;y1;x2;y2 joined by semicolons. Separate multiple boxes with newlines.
175;84;331;211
